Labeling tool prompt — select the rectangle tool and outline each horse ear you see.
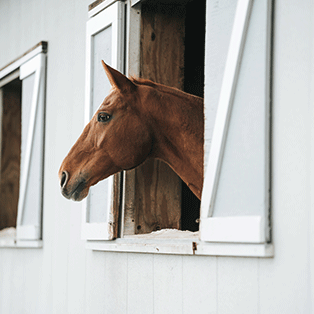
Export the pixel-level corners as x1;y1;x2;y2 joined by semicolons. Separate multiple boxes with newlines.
101;60;135;92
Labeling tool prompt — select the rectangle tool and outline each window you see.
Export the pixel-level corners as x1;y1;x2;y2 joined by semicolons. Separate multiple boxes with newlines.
83;0;205;241
0;42;47;248
121;0;205;236
83;0;274;257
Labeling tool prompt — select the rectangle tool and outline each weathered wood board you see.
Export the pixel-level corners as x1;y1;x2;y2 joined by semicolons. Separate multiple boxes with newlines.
134;3;186;234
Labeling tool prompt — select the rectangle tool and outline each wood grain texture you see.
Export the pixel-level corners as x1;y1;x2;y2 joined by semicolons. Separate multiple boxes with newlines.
135;159;181;233
140;3;185;88
0;79;21;230
110;173;121;239
134;3;186;234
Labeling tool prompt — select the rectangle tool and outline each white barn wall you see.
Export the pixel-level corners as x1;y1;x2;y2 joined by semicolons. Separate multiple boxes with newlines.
0;0;89;313
0;0;313;313
259;1;313;312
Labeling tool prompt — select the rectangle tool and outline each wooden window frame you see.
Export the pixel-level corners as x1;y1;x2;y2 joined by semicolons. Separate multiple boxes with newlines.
81;0;125;240
83;0;274;257
0;42;47;248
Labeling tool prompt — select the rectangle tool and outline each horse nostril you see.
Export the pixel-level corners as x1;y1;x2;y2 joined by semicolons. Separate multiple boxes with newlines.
61;171;68;188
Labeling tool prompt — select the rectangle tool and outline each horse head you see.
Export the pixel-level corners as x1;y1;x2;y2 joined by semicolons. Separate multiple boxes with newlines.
59;62;153;201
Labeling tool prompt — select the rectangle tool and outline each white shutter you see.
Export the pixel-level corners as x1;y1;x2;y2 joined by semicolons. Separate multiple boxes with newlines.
200;0;272;243
16;52;46;241
82;1;125;240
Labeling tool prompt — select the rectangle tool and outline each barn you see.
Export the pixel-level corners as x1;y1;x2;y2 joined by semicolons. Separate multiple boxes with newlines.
0;0;313;313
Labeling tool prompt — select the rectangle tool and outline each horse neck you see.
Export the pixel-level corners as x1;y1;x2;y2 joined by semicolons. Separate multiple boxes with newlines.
137;82;204;198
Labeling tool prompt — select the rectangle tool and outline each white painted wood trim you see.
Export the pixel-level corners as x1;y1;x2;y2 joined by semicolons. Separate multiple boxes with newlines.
85;1;125;124
125;0;141;77
131;0;141;7
0;69;19;88
88;0;120;18
15;240;43;248
0;44;45;80
0;239;43;248
16;53;44;233
83;1;125;240
82;222;112;240
19;53;41;80
0;227;42;248
86;238;274;257
200;216;265;243
201;0;253;219
81;175;114;240
16;225;41;240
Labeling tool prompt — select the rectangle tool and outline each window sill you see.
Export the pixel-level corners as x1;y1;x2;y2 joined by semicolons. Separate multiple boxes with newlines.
0;238;43;248
0;228;42;248
86;229;274;257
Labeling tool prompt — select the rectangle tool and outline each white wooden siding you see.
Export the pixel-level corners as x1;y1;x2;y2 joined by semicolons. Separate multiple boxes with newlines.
0;0;313;313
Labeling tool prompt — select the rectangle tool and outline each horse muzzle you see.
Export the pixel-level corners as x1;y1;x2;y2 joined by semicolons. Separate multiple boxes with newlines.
60;171;88;201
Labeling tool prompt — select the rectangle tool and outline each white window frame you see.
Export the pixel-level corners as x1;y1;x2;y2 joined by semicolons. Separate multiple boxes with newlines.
17;53;46;242
0;43;47;248
83;0;274;257
81;0;125;240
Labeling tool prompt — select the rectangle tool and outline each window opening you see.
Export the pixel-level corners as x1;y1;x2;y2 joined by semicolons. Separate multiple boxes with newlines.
0;78;22;233
0;42;47;246
127;0;206;235
181;0;206;232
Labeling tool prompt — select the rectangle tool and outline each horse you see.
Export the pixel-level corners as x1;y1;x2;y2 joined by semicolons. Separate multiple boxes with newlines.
59;61;204;202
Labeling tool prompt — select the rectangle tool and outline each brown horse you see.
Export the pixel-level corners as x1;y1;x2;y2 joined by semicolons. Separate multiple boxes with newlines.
59;61;204;201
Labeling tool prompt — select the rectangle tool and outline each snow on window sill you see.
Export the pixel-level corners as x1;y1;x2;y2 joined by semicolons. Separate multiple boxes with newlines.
125;229;199;239
86;228;274;257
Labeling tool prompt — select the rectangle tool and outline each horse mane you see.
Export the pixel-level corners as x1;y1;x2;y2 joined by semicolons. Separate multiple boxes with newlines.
130;77;203;103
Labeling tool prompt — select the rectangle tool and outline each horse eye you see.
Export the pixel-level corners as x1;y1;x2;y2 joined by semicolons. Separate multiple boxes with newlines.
97;112;112;123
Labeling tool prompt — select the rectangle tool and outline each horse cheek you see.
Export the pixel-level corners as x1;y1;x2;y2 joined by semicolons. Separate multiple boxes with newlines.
109;120;151;170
